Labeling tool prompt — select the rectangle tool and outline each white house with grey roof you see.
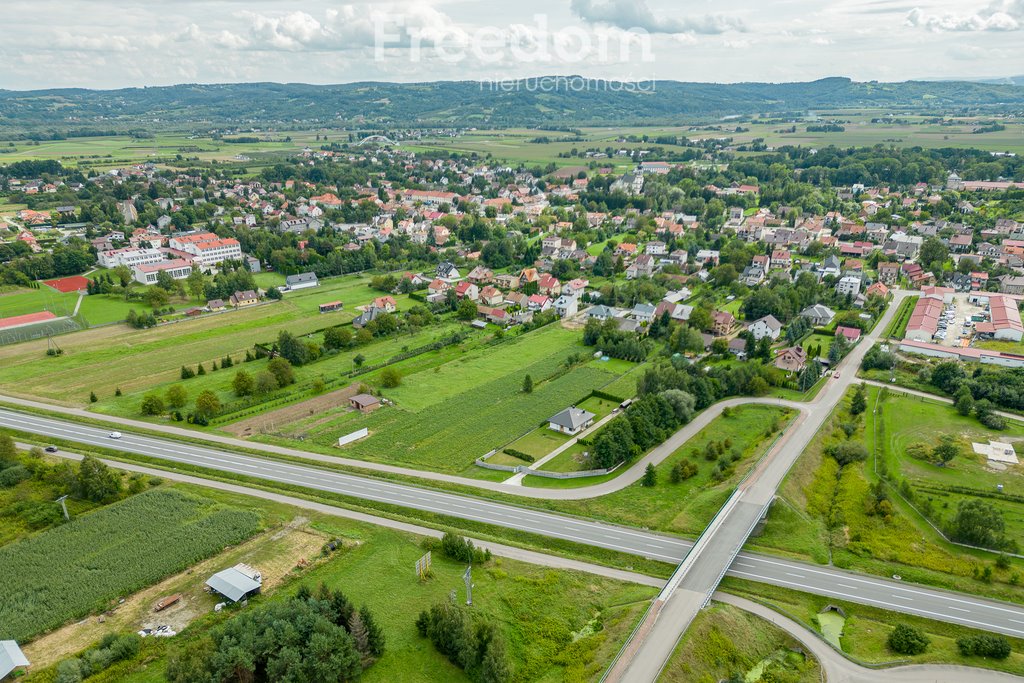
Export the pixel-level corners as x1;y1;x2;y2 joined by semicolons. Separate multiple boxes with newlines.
285;272;319;290
548;406;596;435
748;315;783;341
0;641;29;680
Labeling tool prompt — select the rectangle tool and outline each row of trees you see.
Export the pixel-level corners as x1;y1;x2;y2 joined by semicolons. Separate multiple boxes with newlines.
590;390;695;469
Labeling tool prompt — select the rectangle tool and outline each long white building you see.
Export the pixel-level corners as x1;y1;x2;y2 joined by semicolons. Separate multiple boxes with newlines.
168;232;243;267
97;247;164;269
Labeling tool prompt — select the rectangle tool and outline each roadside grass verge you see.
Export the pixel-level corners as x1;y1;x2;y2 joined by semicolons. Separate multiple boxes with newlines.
722;577;1024;677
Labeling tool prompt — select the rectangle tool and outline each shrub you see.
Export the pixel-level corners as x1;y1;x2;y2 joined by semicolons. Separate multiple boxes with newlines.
437;531;491;564
828;441;868;467
888;623;929;655
139;393;165;416
380;367;402;388
502;449;535;463
957;634;1011;659
669;459;697;483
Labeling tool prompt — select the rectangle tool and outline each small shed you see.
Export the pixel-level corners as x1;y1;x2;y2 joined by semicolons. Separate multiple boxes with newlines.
319;301;343;313
350;393;381;413
205;566;262;603
0;641;29;680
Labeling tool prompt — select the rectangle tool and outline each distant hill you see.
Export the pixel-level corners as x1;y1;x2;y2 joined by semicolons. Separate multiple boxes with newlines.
0;76;1021;131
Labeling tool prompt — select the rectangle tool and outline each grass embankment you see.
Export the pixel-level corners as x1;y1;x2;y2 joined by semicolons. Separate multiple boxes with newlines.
750;385;1024;604
661;601;821;683
724;577;1024;677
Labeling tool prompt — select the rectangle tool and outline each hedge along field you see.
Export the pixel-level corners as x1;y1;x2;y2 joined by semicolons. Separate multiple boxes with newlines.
0;488;261;643
262;328;631;473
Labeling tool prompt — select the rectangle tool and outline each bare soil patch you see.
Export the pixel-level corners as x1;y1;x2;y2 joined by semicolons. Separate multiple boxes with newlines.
224;384;362;436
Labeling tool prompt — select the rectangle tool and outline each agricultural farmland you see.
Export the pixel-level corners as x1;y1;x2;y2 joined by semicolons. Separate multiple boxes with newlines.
0;488;261;643
260;324;634;474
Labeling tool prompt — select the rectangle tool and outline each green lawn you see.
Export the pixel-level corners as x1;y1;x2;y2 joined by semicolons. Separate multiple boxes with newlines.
723;577;1024;677
521;405;794;535
0;272;402;403
0;286;78;319
802;333;834;358
504;394;620;464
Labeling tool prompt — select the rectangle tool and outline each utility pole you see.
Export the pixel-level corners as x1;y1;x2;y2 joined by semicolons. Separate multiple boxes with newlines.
55;495;70;521
463;566;473;606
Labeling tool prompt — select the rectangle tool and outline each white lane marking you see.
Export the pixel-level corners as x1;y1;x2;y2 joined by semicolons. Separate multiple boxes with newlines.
733;553;1024;617
727;570;1024;637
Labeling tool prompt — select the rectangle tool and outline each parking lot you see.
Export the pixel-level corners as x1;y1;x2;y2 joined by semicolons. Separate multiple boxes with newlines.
932;294;987;348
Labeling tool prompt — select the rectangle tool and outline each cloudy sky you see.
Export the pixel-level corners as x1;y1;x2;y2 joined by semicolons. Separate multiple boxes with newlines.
1;0;1022;90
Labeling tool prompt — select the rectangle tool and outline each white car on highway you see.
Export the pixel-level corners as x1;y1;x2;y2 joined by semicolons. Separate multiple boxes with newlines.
109;431;122;439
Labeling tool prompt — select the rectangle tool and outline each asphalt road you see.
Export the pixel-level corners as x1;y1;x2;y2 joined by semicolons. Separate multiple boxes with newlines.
2;406;1023;641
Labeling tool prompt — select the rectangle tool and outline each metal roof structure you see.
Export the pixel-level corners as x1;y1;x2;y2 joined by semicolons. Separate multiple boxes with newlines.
205;567;261;603
0;641;29;680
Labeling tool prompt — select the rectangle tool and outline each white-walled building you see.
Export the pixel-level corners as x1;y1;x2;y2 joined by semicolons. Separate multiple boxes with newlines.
132;259;193;285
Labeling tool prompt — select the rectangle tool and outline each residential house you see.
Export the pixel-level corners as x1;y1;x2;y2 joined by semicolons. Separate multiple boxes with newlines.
285;272;319;290
877;262;900;284
436;262;460;280
774;347;808;373
748;315;783;341
230;290;259;308
631;302;657;325
466;266;494;284
527;294;551;311
998;275;1024;295
553;295;579;318
479;286;503;306
588;305;620;321
835;326;862;343
800;304;835;327
548;406;596;435
538;274;561;297
836;275;862;298
626;254;656;280
454;281;480;301
494;273;520;290
372;296;398;313
352;306;386;329
711;311;735;336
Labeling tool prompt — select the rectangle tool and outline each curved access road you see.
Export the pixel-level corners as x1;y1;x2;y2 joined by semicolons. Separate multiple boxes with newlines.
714;592;1024;683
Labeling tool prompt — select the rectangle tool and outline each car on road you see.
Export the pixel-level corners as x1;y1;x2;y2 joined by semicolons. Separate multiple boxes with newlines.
44;446;58;453
109;431;122;439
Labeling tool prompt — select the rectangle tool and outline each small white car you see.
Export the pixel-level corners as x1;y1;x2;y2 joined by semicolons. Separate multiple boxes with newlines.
109;432;122;439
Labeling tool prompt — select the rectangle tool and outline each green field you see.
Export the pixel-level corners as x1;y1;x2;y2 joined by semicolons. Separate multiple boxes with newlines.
0;488;261;643
506;395;619;465
259;324;633;474
0;272;393;402
724;577;1024;677
753;386;1024;603
661;601;820;683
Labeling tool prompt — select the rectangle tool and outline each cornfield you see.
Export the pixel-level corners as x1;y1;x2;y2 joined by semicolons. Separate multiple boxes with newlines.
0;488;261;642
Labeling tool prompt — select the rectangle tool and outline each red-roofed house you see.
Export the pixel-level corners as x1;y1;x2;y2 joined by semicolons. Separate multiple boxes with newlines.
835;326;862;343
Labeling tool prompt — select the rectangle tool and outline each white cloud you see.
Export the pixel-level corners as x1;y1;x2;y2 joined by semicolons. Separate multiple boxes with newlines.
906;0;1023;31
570;0;745;35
